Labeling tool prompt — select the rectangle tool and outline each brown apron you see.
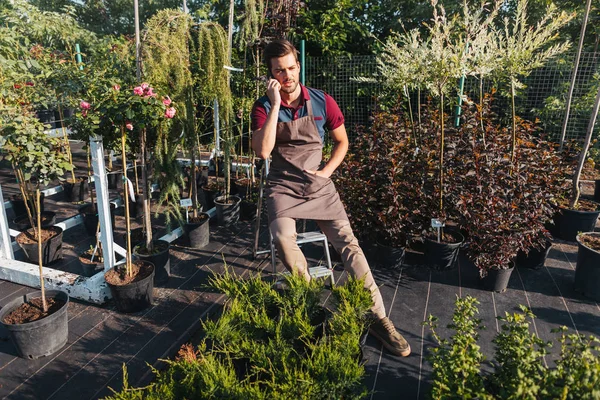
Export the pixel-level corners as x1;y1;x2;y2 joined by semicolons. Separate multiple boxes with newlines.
266;99;348;223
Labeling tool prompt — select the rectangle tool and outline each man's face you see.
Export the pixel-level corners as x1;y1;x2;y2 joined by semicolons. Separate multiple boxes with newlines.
270;53;300;94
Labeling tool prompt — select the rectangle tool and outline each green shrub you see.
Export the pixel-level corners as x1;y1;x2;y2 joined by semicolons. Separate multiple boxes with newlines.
427;296;600;400
105;270;373;400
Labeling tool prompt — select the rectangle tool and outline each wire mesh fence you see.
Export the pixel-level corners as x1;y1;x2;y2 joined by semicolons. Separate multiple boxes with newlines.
303;51;600;143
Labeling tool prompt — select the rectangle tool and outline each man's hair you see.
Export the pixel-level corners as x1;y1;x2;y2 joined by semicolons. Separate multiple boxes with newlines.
263;39;299;71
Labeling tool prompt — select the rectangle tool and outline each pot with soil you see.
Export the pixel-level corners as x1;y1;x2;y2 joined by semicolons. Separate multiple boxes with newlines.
553;200;600;242
480;262;515;293
79;203;116;236
15;226;63;265
234;178;258;200
201;177;223;211
240;199;257;221
128;193;145;220
214;195;241;226
62;177;89;203
574;232;600;301
133;240;170;285
423;230;464;270
107;171;119;189
104;261;155;313
516;240;553;269
10;193;45;218
79;246;104;277
13;211;56;231
375;236;405;269
184;213;210;249
0;290;69;359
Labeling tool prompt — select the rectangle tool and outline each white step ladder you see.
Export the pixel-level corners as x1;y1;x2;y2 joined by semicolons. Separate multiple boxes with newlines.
252;158;334;286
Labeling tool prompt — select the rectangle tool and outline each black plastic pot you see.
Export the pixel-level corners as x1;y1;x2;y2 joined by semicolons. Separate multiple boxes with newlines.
185;213;210;249
423;231;464;270
375;240;405;268
107;172;119;189
240;200;257;221
574;233;600;301
36;109;56;129
10;193;45;218
553;206;600;242
79;203;116;236
128;194;144;219
201;187;220;211
516;240;552;269
133;240;170;285
62;178;89;203
105;262;155;313
16;226;63;265
13;211;56;231
481;263;515;293
0;290;68;359
79;251;104;277
214;195;241;226
595;180;600;202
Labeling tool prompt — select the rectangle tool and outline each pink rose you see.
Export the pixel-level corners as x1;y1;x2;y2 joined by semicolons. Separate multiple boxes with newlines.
113;84;120;91
145;87;155;97
125;122;134;131
165;107;176;119
141;83;149;90
82;110;88;118
80;101;91;110
133;86;144;95
162;96;171;106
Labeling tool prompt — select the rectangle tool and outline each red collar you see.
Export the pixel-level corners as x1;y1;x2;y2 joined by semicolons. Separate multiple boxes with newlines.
280;84;310;109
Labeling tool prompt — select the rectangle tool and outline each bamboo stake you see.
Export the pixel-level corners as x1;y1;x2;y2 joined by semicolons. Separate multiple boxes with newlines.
140;129;153;251
87;146;96;209
439;92;445;214
121;126;133;276
36;188;48;313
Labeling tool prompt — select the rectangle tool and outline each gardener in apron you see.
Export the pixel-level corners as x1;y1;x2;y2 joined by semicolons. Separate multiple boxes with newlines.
251;39;411;357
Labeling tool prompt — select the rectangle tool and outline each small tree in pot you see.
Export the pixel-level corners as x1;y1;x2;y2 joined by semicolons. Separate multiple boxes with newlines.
0;106;72;358
97;83;176;308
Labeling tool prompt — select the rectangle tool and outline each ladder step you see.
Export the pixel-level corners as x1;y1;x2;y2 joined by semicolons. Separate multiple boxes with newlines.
278;265;333;279
296;231;327;245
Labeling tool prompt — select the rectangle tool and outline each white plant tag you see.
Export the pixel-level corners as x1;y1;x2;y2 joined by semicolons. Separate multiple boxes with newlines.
180;198;193;207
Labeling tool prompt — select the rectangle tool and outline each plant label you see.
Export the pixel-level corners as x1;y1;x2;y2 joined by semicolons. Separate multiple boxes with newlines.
180;198;193;207
431;218;445;228
126;178;136;201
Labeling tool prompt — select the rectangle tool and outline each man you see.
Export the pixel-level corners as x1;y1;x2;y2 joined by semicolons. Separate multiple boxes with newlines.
251;39;411;357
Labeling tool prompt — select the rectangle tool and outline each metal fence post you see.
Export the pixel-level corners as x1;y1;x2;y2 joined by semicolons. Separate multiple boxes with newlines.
0;183;14;260
90;136;115;271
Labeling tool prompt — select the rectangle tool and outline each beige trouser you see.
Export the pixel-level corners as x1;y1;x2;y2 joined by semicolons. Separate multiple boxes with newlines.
270;217;386;319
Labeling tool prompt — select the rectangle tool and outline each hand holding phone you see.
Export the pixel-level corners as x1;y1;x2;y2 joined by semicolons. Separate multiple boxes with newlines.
267;78;281;106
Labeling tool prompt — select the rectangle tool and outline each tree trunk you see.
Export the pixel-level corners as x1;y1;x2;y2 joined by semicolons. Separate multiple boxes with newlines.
191;146;198;219
559;0;592;151
58;106;76;183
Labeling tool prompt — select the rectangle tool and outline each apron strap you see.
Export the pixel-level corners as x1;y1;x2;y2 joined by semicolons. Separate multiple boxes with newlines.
306;99;314;118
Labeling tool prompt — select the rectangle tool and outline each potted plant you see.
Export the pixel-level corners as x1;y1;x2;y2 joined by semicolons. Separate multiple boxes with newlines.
554;84;600;241
427;296;600;398
0;107;71;359
105;271;373;398
96;84;165;311
79;243;104;277
448;98;567;291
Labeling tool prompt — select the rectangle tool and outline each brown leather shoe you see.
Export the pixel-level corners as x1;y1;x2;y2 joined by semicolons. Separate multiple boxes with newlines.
369;317;411;357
